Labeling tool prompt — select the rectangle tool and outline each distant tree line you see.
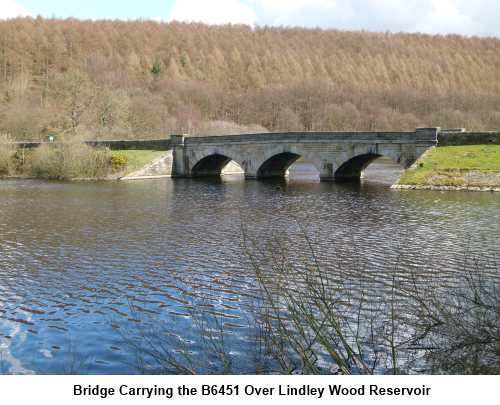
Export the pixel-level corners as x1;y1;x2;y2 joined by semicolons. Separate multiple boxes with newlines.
1;18;499;140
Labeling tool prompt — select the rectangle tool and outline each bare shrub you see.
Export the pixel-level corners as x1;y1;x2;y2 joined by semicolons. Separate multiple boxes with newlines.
0;134;16;175
406;255;500;374
113;214;499;375
26;140;113;180
241;219;402;374
240;216;499;375
25;144;60;179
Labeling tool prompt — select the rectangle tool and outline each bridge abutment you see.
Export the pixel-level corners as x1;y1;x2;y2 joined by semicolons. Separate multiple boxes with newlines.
257;152;301;179
318;162;335;182
171;134;187;177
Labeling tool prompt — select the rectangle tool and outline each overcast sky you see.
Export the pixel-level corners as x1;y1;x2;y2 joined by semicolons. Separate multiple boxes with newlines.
1;0;499;37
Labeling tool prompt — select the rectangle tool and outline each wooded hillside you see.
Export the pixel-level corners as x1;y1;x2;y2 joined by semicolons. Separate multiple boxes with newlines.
1;18;499;140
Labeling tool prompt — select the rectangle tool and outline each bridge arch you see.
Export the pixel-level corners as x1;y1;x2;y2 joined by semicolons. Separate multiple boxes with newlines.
334;153;406;182
257;152;301;179
191;153;243;177
254;147;324;180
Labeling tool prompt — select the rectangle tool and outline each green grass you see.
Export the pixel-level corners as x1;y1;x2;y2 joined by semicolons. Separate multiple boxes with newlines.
111;150;168;174
398;145;500;187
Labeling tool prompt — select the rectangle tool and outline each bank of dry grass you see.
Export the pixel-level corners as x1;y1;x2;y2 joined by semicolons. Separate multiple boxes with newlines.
2;19;500;140
0;134;16;175
0;141;167;180
0;140;127;180
26;142;114;180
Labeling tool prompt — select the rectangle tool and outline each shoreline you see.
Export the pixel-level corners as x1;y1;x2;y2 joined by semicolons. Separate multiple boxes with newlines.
0;174;122;182
3;175;500;191
392;184;500;192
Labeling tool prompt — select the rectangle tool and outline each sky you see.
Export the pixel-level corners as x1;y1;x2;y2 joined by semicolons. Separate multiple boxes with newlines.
1;0;499;37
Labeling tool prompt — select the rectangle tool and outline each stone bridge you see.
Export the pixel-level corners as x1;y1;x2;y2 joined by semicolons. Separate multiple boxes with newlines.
171;128;438;181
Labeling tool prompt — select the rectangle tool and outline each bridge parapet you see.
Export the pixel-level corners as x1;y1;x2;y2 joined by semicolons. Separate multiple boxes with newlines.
184;129;439;145
415;127;440;141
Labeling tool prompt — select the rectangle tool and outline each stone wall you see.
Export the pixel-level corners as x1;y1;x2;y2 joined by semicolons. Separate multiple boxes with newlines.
13;139;171;150
437;132;500;146
86;139;171;150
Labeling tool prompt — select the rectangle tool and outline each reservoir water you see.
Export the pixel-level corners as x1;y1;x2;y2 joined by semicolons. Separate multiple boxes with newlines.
0;162;498;374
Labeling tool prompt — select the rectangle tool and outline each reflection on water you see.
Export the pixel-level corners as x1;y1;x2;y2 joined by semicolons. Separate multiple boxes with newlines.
286;156;403;184
361;157;404;184
0;161;499;374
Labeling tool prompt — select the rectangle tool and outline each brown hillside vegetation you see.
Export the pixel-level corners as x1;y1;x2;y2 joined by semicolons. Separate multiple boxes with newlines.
1;17;500;140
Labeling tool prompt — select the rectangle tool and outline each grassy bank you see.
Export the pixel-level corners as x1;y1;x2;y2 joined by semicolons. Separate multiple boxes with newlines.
397;145;500;188
112;150;168;173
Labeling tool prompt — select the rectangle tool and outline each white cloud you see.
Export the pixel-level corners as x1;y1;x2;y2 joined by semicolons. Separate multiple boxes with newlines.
170;0;256;26
414;0;479;36
0;0;32;19
168;0;500;37
447;0;500;37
